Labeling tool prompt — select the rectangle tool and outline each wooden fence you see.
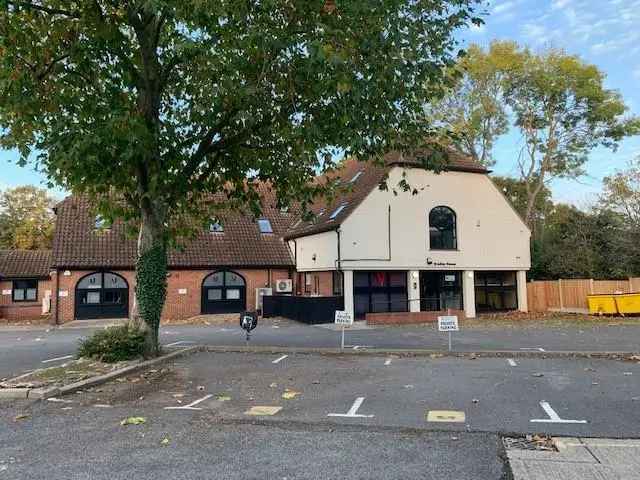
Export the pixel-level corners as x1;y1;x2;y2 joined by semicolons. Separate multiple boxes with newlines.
527;277;640;313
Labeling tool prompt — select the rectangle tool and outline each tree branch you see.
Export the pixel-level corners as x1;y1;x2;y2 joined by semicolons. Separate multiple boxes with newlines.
7;1;81;18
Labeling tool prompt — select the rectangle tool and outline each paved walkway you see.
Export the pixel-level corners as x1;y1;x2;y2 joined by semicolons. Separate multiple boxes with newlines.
507;437;640;479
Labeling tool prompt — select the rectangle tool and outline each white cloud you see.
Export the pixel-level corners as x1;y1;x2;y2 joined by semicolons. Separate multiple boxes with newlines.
493;0;516;14
551;0;573;10
634;66;640;80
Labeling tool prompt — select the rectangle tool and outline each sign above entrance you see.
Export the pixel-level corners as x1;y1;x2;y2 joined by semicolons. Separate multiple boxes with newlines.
437;315;459;332
335;310;353;326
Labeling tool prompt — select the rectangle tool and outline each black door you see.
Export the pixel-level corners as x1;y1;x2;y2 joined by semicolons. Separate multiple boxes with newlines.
202;270;247;314
420;271;462;312
75;272;129;320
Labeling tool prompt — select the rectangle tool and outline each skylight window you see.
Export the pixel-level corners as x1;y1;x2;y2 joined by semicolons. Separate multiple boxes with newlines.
209;220;224;233
329;204;347;220
258;218;273;233
94;215;109;230
349;171;363;183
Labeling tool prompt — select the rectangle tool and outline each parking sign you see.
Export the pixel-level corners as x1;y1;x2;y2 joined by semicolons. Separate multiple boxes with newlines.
438;315;459;332
335;310;353;326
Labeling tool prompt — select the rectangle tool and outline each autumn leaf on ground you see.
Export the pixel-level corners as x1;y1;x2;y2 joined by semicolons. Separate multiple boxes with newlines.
282;389;301;400
120;416;146;426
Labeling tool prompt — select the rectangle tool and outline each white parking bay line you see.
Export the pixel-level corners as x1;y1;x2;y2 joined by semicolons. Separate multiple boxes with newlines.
272;355;288;364
165;394;213;411
507;359;517;367
328;397;374;418
42;355;74;364
530;401;587;424
164;341;196;347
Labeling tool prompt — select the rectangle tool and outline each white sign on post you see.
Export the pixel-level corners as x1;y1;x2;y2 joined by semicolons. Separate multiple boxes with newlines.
438;314;459;352
437;315;459;332
335;310;353;350
335;310;353;326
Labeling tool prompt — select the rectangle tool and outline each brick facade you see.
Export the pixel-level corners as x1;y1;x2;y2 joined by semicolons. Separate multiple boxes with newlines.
0;278;52;324
296;271;336;296
365;309;467;325
52;267;291;324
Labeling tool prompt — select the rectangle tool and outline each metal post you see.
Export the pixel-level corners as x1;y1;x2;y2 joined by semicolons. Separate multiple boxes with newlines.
447;307;452;352
341;325;345;350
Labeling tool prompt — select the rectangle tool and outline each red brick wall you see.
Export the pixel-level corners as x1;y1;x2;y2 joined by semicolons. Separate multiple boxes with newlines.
297;271;335;296
52;268;291;324
162;268;291;320
0;278;52;324
366;309;467;325
53;269;136;324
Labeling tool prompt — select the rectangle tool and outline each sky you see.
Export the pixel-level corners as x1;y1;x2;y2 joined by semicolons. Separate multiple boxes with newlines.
1;0;639;206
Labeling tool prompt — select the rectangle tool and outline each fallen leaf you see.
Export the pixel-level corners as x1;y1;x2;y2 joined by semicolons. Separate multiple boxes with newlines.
531;373;544;378
161;437;170;446
269;383;278;388
216;393;231;401
282;389;301;400
429;354;443;359
14;414;30;421
172;393;185;398
584;367;595;372
120;416;146;426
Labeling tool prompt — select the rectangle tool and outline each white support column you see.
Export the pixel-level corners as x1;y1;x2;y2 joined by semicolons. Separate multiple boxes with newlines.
343;270;354;320
408;271;420;312
517;270;528;312
463;270;476;319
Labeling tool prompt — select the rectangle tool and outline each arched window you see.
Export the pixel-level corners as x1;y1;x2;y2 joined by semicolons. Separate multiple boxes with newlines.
429;206;457;250
75;271;129;320
201;270;246;314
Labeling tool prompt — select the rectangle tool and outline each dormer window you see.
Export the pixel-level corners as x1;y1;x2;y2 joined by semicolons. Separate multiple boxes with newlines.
94;214;109;230
258;218;273;234
329;203;347;221
209;221;224;233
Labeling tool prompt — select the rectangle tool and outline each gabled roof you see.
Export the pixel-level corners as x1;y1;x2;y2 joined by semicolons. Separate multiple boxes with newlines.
285;149;488;239
52;186;296;269
0;250;52;279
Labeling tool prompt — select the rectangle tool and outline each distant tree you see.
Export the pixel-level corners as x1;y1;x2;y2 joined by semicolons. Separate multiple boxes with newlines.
531;203;640;280
434;41;640;229
425;42;512;166
0;185;55;250
601;158;640;229
500;43;640;229
0;1;482;355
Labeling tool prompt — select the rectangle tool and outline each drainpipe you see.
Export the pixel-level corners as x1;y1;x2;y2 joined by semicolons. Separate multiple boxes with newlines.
53;268;60;325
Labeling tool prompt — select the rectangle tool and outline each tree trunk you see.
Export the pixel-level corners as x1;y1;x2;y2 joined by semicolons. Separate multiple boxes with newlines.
132;201;168;357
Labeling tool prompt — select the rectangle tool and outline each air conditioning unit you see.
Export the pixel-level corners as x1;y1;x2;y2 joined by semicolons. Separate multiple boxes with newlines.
275;279;293;293
255;287;273;310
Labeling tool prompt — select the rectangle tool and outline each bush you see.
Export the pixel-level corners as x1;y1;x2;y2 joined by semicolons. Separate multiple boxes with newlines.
78;325;147;363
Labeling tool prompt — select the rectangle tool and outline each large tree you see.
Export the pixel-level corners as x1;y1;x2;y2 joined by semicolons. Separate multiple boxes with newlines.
0;0;481;354
601;158;640;229
433;41;639;229
426;42;514;166
0;185;55;250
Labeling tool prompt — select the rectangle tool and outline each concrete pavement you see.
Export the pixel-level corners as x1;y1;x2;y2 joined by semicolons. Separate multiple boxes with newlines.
507;437;640;479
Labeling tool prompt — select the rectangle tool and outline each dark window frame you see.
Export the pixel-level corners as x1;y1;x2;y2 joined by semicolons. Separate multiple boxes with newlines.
12;279;38;303
474;271;518;312
429;206;458;250
353;271;408;319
